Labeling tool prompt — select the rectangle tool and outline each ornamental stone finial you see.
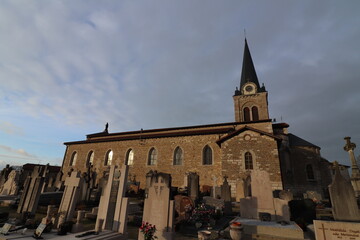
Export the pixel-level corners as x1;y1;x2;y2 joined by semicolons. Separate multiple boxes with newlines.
344;136;356;152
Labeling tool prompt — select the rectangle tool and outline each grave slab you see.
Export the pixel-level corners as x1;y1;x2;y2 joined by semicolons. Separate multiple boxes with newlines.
314;220;360;240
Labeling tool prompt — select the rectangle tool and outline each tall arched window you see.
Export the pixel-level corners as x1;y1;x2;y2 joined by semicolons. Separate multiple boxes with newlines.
203;145;213;165
105;150;113;166
148;148;157;165
86;151;94;167
252;106;259;121
306;164;315;180
69;151;77;166
243;107;250;122
245;152;253;170
125;149;134;165
173;147;183;165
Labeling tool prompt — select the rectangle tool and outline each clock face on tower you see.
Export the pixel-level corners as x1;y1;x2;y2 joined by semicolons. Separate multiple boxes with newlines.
243;83;256;95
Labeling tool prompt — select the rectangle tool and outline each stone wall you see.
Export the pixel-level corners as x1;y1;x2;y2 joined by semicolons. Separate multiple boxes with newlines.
61;122;283;197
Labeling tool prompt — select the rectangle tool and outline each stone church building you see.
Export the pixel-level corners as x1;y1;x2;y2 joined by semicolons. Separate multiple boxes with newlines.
60;39;333;199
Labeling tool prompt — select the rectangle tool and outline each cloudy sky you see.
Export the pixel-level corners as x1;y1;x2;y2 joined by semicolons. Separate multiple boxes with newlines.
0;1;359;169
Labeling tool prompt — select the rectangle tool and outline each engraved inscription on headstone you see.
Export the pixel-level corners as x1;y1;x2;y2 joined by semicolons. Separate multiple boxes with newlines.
314;220;360;240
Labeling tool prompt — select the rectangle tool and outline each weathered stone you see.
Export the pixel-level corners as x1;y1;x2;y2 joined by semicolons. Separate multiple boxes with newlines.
57;171;83;228
328;162;360;221
17;166;45;214
140;172;174;240
220;176;231;201
96;165;129;234
187;172;199;201
235;179;245;202
0;170;19;196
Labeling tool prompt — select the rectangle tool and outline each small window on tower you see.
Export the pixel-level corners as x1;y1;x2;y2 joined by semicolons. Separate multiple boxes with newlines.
252;106;259;121
86;151;94;167
125;149;134;165
148;148;157;165
244;107;250;122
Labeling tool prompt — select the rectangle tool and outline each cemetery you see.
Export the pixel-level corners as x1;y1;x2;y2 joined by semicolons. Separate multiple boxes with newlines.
0;138;359;240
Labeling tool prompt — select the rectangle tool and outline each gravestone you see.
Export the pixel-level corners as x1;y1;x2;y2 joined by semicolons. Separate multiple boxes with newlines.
211;176;218;198
57;171;83;228
344;137;360;198
251;170;275;215
174;195;194;222
17;166;45;214
240;170;290;221
145;170;156;197
235;179;245;202
328;161;360;221
0;170;19;195
0;165;12;187
72;210;85;233
139;172;174;240
279;190;293;202
187;172;199;201
314;220;360;240
220;176;231;202
95;165;129;234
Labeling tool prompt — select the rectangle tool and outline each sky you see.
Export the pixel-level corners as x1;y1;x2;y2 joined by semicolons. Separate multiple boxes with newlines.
0;1;360;169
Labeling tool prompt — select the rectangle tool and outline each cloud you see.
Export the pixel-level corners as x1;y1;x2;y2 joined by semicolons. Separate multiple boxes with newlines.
0;122;24;136
0;145;38;159
0;1;359;167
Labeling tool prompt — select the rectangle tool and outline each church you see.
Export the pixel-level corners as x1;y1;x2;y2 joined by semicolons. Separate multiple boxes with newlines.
60;39;333;199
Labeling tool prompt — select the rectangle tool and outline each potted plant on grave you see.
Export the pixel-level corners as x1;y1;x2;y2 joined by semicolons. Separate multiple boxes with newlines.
139;221;157;240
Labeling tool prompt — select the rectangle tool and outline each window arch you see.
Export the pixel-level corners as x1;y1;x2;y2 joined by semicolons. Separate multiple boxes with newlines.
125;149;134;165
173;147;183;165
252;106;259;121
148;148;157;165
69;151;77;166
306;164;315;180
105;150;113;166
243;107;250;122
245;152;253;170
203;145;213;165
86;151;94;167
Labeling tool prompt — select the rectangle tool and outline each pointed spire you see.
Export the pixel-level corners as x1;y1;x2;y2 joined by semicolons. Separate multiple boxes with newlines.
240;38;260;90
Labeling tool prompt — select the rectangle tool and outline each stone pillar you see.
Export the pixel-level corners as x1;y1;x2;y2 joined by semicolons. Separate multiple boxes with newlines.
344;137;360;197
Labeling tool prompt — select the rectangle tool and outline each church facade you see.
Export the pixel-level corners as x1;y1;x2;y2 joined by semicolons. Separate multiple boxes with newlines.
60;40;332;198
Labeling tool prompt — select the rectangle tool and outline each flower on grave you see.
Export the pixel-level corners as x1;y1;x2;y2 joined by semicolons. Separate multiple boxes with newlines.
189;203;215;224
139;221;157;240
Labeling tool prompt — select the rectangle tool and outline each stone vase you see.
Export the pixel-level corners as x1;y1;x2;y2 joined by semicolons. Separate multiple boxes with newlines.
198;230;211;240
229;222;243;240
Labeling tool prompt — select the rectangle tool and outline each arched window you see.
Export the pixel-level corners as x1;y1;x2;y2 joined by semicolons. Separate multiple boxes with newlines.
203;145;213;165
105;150;113;166
125;149;134;165
245;152;253;170
173;147;183;165
69;151;77;166
148;148;157;165
86;151;94;167
306;164;315;180
252;106;259;121
243;107;250;122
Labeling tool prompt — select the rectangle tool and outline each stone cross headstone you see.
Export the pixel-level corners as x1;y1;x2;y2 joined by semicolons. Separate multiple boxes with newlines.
95;165;129;234
145;170;156;197
220;176;231;202
0;170;19;196
328;161;360;221
139;172;174;240
0;165;12;188
57;171;83;228
187;172;199;201
17;166;45;214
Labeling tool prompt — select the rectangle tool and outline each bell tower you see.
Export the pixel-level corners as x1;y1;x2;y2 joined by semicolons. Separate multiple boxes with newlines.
233;39;269;122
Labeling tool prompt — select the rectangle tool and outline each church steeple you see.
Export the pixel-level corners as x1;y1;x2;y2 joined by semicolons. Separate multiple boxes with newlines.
240;38;260;90
233;38;269;122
